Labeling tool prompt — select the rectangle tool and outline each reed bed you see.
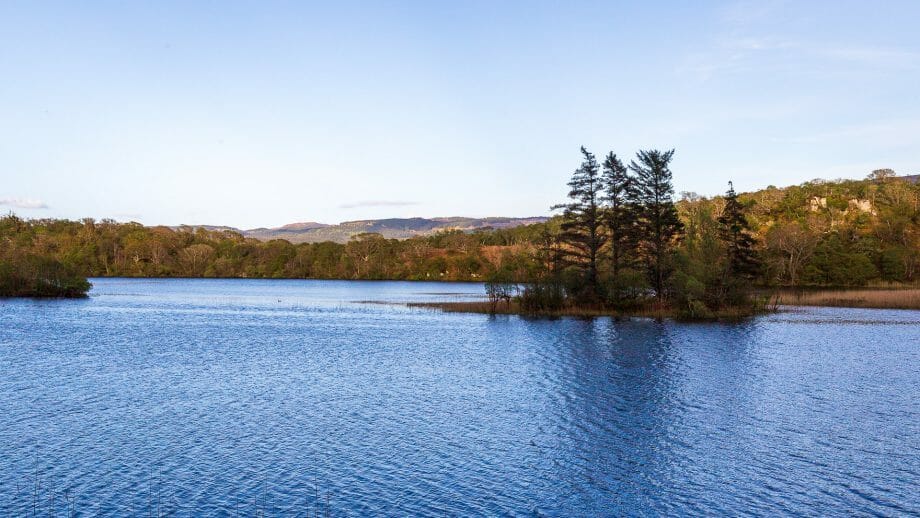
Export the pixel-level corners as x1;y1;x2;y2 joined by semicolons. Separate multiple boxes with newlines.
772;288;920;310
411;289;920;318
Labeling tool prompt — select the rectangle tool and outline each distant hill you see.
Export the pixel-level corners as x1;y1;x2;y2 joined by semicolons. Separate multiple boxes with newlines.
177;216;549;244
172;224;240;233
246;216;549;243
276;222;329;231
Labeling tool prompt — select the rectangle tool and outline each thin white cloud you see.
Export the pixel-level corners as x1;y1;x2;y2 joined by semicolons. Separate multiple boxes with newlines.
681;1;918;82
677;36;799;81
679;38;919;82
0;197;48;209
339;200;418;209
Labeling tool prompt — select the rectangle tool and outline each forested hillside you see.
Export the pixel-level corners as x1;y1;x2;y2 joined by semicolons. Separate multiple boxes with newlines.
0;213;549;283
727;169;918;285
1;169;917;299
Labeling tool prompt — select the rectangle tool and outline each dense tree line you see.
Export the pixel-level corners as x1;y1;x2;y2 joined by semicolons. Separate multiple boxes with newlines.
0;213;546;296
749;170;920;286
2;163;917;301
673;169;920;311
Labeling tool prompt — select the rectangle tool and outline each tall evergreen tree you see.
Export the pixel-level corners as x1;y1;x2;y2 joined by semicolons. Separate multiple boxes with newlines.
718;181;760;279
602;151;639;279
552;147;606;300
630;149;683;302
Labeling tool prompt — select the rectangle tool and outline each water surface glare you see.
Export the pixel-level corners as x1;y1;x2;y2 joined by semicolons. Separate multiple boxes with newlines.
1;278;918;515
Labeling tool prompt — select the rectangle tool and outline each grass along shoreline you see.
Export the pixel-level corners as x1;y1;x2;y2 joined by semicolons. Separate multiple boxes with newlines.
410;287;920;319
770;288;920;310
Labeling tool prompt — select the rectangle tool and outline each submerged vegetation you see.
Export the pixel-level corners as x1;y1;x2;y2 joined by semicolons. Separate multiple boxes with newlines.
1;160;918;309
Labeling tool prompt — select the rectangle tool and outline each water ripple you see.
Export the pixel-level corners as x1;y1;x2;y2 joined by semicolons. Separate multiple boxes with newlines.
0;279;918;516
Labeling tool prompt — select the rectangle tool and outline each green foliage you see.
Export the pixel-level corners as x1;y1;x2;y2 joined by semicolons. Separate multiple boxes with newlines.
630;149;683;300
602;151;641;303
879;247;910;281
519;280;565;312
551;147;607;301
671;198;726;311
752;175;920;286
802;233;878;286
601;268;647;308
0;255;91;297
0;213;552;286
718;182;761;280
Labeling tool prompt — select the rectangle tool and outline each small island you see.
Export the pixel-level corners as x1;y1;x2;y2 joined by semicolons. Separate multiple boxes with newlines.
406;147;769;320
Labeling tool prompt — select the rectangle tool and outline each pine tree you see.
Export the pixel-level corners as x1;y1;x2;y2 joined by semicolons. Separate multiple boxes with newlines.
630;149;683;302
718;181;760;280
602;151;639;279
552;147;606;301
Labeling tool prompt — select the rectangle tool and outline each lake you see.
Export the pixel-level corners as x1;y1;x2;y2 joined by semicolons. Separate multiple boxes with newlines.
1;278;918;516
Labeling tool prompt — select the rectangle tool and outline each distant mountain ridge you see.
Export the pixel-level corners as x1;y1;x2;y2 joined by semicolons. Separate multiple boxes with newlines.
176;216;549;244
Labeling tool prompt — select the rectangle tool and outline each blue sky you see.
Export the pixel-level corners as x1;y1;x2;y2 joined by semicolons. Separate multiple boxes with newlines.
1;1;918;228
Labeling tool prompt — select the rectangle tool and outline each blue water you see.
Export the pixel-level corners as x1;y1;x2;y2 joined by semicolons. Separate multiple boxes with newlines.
1;278;918;516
